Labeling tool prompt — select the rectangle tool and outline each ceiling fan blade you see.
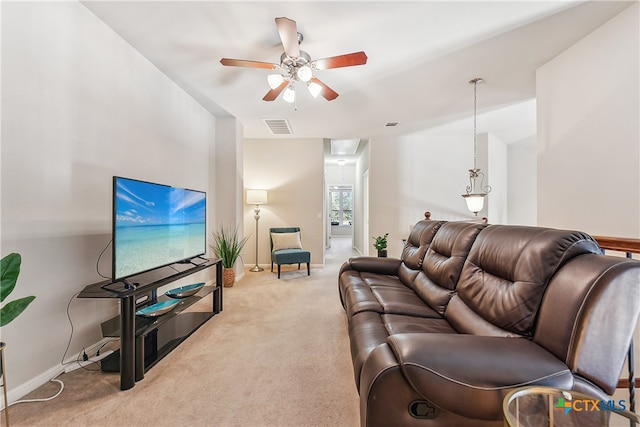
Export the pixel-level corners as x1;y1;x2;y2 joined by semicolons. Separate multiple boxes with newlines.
275;17;300;59
263;80;289;101
311;51;368;71
220;58;278;70
310;77;339;101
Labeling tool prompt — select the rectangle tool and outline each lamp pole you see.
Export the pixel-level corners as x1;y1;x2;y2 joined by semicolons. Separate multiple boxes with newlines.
250;204;264;272
247;189;268;272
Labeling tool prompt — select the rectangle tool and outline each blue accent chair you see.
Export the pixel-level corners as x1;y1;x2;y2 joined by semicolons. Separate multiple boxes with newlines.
270;227;311;279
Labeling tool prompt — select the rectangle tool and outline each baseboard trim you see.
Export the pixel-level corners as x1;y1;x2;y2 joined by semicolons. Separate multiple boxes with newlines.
1;337;115;410
1;364;64;410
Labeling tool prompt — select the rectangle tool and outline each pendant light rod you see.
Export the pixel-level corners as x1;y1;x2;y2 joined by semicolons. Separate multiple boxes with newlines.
462;77;491;216
470;77;483;171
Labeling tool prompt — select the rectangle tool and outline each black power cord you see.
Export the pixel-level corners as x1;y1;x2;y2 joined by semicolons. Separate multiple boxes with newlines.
96;239;112;279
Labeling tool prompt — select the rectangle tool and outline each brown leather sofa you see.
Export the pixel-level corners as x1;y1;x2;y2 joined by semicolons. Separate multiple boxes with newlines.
339;219;640;426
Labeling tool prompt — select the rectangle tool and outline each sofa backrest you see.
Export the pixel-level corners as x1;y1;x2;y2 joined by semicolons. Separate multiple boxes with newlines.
533;254;640;394
412;222;486;315
445;225;600;337
397;220;444;288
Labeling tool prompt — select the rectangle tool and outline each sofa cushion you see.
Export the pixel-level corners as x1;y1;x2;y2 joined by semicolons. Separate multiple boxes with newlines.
400;220;444;269
382;314;456;335
371;286;441;318
414;222;486;314
444;295;522;337
452;226;599;336
422;222;486;289
343;275;442;318
348;312;456;390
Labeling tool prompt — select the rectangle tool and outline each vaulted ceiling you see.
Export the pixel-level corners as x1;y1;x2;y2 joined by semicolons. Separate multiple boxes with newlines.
82;1;634;144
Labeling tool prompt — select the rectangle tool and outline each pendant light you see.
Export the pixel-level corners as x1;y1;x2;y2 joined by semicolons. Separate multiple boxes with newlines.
462;78;491;215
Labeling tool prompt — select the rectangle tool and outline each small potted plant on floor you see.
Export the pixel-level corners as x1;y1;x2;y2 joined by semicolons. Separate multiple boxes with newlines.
210;226;251;287
372;233;389;257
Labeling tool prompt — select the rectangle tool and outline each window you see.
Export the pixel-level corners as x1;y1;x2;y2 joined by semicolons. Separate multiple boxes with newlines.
330;187;352;226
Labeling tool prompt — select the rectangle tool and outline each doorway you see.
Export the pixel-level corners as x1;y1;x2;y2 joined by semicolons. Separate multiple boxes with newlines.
330;186;353;238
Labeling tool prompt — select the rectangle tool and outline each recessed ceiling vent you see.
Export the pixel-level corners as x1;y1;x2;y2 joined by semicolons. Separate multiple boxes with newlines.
263;119;293;135
385;122;399;127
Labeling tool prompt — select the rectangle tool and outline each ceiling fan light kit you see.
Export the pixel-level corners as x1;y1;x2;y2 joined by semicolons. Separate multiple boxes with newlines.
220;17;367;103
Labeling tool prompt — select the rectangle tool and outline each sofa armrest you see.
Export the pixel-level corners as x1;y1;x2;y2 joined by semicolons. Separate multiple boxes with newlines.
340;256;402;276
387;333;574;421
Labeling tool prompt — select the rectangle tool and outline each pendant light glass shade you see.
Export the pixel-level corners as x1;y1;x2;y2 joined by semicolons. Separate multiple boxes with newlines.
267;74;285;89
283;85;296;103
462;193;485;214
296;65;313;82
307;81;322;98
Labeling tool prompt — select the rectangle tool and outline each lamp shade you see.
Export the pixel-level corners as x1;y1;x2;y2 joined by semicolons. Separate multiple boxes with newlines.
296;65;312;82
283;86;296;103
462;193;485;215
267;74;284;90
247;189;268;205
307;81;322;98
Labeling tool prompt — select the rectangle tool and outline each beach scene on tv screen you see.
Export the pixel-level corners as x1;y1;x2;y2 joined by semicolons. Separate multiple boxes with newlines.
114;178;206;279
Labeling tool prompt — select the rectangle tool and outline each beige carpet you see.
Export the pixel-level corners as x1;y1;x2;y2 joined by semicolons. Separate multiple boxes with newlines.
4;237;360;427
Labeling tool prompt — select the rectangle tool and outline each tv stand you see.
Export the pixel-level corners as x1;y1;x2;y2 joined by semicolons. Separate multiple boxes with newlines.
79;258;222;390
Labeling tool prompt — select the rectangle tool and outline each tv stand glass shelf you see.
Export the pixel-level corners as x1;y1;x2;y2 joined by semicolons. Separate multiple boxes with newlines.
78;257;222;390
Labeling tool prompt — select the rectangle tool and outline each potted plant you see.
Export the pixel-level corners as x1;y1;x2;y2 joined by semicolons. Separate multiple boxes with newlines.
1;253;36;382
372;233;389;257
210;226;250;287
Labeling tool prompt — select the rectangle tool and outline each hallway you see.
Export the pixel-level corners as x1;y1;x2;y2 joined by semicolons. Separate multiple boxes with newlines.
325;236;359;267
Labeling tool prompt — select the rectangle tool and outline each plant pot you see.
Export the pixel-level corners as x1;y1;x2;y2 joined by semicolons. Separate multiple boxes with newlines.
377;250;387;258
222;267;236;287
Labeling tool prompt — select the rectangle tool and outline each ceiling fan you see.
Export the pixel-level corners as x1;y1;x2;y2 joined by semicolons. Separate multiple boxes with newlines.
220;17;367;103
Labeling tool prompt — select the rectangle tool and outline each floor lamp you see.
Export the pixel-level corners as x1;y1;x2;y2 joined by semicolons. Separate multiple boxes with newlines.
247;189;268;272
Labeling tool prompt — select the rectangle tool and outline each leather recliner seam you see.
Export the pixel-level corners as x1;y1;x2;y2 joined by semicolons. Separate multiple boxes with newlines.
401;362;572;391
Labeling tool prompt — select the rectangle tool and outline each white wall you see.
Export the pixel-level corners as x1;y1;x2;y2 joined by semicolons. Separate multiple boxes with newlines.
536;2;640;375
214;117;245;277
537;2;639;237
243;138;324;268
325;164;356;187
485;134;508;224
508;137;537;225
1;2;217;401
368;131;494;257
354;141;370;255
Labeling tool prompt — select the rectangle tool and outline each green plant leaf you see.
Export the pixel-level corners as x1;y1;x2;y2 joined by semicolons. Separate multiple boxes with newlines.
1;253;21;303
210;226;251;268
0;295;35;327
372;233;388;250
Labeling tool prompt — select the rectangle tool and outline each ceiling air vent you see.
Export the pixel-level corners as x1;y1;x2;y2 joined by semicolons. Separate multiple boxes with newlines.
263;119;293;135
385;122;399;127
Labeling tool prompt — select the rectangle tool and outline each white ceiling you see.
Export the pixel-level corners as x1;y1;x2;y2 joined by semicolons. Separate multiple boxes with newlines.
81;1;634;145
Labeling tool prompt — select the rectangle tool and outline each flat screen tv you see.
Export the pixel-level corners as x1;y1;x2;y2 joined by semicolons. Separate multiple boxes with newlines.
112;176;206;281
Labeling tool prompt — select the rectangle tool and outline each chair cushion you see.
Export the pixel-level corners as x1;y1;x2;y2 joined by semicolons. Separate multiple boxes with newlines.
271;232;303;251
272;248;310;265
